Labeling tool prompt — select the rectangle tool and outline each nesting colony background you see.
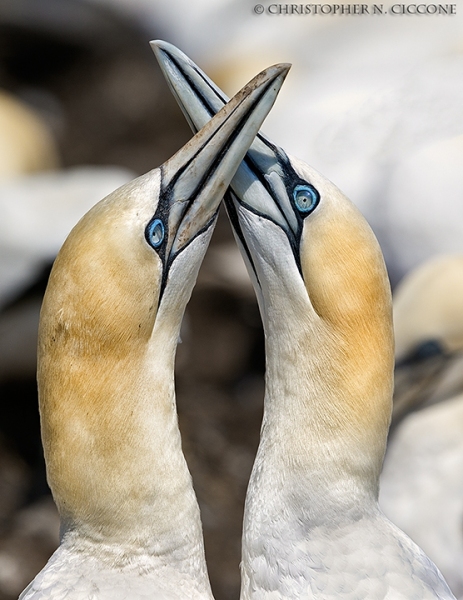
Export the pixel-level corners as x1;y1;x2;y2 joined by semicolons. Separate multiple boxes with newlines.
0;1;462;599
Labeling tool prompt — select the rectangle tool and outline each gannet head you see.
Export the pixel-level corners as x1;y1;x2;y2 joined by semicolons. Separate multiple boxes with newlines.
153;40;394;487
394;255;463;360
392;255;463;423
37;62;289;544
226;149;394;485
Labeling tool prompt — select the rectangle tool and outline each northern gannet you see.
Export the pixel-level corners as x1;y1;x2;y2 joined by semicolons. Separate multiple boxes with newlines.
152;41;456;599
391;255;463;423
380;255;463;598
19;61;290;600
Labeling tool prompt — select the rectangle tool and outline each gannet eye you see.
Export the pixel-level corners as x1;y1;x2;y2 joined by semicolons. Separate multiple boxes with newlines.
147;219;165;249
412;340;443;362
293;185;319;214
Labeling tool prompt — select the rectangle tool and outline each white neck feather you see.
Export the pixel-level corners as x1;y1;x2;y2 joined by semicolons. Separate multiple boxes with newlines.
256;309;384;512
240;264;392;555
38;268;212;594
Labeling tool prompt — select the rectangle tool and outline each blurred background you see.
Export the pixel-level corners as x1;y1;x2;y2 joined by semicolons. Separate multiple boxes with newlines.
0;1;462;599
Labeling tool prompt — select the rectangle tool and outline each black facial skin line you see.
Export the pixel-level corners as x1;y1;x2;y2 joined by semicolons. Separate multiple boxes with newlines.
226;145;320;279
159;48;217;131
160;49;273;284
180;62;322;275
160;48;321;279
224;190;261;288
145;165;221;300
145;201;218;301
145;68;281;300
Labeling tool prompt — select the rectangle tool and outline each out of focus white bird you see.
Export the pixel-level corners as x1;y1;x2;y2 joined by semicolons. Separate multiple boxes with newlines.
380;256;463;599
308;55;463;284
153;40;456;599
0;88;60;307
0;167;136;308
392;255;463;420
0;90;59;179
19;62;289;599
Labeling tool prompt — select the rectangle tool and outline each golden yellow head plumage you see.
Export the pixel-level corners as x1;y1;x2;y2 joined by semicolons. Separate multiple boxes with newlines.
36;62;290;539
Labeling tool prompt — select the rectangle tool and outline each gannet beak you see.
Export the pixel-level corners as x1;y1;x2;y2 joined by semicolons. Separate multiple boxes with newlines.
151;40;230;131
151;41;310;277
154;58;291;268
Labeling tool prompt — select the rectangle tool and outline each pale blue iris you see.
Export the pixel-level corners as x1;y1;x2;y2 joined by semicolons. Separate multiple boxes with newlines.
293;185;318;213
148;219;165;248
